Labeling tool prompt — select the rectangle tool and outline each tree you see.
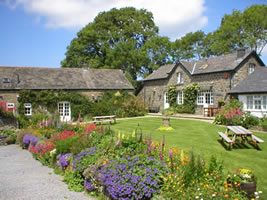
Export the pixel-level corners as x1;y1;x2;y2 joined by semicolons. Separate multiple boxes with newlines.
61;7;170;80
172;31;207;61
211;5;267;55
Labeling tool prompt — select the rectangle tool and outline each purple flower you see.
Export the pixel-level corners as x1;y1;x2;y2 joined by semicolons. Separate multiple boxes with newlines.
168;149;173;159
23;134;39;148
59;153;71;168
84;179;95;191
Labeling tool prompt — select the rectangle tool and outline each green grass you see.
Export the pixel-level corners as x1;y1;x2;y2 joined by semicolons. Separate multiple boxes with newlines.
111;117;267;198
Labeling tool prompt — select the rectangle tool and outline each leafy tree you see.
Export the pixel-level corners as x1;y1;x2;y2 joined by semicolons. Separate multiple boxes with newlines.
211;4;267;55
61;7;172;80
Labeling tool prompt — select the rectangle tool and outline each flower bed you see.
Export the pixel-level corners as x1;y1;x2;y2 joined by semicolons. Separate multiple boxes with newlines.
16;123;263;199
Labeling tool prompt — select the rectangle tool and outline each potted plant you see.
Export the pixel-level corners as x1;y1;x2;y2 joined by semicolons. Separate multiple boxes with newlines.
228;168;256;199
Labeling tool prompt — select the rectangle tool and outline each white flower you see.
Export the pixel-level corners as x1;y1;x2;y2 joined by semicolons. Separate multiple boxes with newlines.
212;194;216;197
195;196;199;199
256;196;259;199
197;188;200;191
255;192;259;195
200;199;203;200
259;191;263;194
50;148;56;156
199;193;202;195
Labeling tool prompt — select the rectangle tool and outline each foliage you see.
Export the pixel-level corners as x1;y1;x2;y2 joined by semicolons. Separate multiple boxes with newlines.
167;85;178;107
55;136;79;155
122;97;147;117
241;112;259;129
91;91;146;118
1;129;18;144
183;83;200;113
211;4;267;55
63;170;84;192
61;7;171;81
17;90;92;122
260;117;267;130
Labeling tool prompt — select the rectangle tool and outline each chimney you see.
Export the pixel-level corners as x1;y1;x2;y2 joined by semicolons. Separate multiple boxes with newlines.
237;48;245;59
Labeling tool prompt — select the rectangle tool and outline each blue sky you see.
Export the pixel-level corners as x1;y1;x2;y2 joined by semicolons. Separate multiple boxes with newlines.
0;0;266;68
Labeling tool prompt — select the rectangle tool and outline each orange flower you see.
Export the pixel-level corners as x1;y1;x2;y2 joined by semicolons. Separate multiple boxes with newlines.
225;194;229;198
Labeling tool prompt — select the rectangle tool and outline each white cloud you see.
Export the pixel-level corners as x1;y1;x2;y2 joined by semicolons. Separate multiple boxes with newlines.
5;0;208;39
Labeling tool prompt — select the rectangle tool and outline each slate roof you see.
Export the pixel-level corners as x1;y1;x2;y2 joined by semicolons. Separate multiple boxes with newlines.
143;64;177;81
228;67;267;94
0;66;134;90
143;51;264;81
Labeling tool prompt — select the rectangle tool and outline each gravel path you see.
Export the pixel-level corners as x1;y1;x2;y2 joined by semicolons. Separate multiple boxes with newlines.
0;145;94;200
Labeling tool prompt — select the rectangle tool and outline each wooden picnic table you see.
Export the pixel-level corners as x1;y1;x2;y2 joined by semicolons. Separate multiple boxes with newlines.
218;126;264;150
93;115;116;124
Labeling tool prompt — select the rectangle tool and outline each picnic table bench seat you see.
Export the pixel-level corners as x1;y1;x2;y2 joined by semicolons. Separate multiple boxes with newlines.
218;131;233;149
252;135;264;143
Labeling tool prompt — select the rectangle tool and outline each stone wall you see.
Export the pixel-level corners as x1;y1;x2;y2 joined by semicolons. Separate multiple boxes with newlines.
0;91;19;106
0;115;18;132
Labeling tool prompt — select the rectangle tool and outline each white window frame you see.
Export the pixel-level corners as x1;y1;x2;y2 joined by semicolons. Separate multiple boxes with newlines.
177;91;183;105
177;72;184;84
247;96;253;109
24;103;32;116
248;63;255;74
246;95;267;111
197;90;214;105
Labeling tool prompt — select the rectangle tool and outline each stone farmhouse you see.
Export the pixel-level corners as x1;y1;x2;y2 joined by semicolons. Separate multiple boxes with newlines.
0;66;134;121
138;49;266;116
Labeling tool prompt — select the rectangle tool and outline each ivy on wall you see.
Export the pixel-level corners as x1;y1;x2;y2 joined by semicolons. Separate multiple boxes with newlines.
17;90;92;120
167;85;178;107
183;83;200;112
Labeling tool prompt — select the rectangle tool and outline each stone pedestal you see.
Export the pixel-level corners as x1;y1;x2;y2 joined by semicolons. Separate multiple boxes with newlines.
162;117;170;127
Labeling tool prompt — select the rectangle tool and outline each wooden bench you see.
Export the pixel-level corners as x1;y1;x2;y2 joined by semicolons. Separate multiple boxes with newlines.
251;135;264;149
93;115;116;124
218;132;233;149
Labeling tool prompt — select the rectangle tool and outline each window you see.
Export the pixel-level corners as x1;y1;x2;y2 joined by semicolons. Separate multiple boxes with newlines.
2;78;10;83
254;96;262;110
7;103;15;112
24;103;32;116
197;90;214;105
177;72;184;84
247;96;253;109
177;91;183;105
248;63;255;74
246;96;267;110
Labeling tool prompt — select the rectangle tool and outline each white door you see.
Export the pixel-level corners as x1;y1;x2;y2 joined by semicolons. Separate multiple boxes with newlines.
58;102;71;122
164;92;169;109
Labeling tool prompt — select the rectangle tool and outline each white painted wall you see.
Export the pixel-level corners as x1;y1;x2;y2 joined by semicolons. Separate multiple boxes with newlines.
238;95;267;118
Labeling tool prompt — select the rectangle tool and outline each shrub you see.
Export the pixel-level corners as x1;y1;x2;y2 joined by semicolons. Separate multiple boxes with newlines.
55;136;79;155
241;112;259;129
122;97;147;117
261;117;267;130
63;170;84;192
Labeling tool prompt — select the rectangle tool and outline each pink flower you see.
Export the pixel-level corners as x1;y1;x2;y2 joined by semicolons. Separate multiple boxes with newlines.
115;140;120;147
169;150;173;159
148;146;152;153
100;124;104;132
162;137;165;148
153;144;157;152
159;150;163;160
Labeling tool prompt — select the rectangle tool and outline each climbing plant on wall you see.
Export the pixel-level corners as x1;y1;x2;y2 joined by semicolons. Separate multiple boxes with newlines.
167;85;178;107
17;90;92;120
183;83;200;113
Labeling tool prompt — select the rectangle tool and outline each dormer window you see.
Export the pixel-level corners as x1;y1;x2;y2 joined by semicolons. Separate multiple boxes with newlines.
248;63;255;74
177;72;184;84
2;78;10;83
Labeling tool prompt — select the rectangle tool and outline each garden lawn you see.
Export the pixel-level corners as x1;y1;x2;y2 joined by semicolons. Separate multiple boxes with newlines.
112;117;267;199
